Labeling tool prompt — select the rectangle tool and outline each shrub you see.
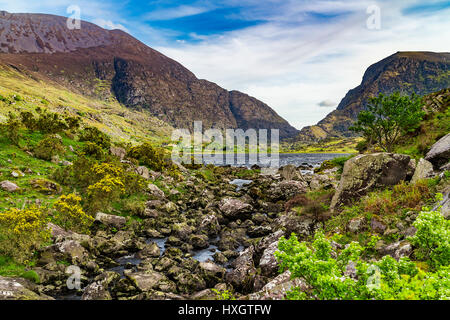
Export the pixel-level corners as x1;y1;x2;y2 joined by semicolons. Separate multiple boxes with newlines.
34;108;68;134
128;143;179;175
82;142;104;160
79;127;111;149
276;230;450;300
86;175;125;213
0;112;21;145
53;194;94;234
34;134;65;161
0;206;50;263
409;199;450;269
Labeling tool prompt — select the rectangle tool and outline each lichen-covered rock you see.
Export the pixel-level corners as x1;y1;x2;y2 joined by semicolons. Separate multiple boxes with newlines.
259;241;279;277
273;212;317;238
0;276;53;300
279;165;305;181
268;180;308;201
125;271;170;292
147;183;165;199
199;261;226;287
347;217;366;233
218;198;253;220
411;158;434;183
95;212;127;229
225;246;256;293
425;133;450;168
110;146;126;160
30;178;62;195
331;153;411;210
246;271;307;300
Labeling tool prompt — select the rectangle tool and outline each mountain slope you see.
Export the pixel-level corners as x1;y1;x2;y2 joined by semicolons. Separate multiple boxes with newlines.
0;11;298;139
297;51;450;142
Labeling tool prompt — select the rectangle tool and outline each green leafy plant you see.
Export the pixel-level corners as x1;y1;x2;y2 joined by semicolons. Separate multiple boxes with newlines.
350;92;424;152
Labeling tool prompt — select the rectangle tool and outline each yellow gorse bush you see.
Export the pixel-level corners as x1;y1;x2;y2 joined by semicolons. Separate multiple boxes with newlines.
0;206;50;263
86;174;125;213
53;193;94;234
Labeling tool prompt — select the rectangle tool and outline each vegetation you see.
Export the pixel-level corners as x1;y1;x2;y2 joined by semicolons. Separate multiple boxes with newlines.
350;92;424;152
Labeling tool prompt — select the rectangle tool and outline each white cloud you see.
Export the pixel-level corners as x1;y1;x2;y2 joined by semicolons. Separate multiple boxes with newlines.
93;18;129;32
143;5;212;21
156;2;450;129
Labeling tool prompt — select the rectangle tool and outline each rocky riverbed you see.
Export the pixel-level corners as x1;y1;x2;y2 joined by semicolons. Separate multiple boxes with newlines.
1;134;449;300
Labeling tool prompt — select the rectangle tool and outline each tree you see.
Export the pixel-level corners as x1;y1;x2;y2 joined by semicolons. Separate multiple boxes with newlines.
350;92;424;152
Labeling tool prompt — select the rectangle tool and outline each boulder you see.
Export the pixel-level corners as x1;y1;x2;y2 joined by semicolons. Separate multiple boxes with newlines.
268;180;308;201
273;212;317;238
259;241;279;277
411;158;434;183
0;180;20;192
218;198;253;220
347;217;366;233
279;165;304;181
425;133;450;168
225;246;257;293
199;261;226;287
246;270;307;300
0;276;53;300
136;166;150;179
55;240;89;264
330;153;411;210
125;271;169;292
110;146;126;160
95;212;127;229
147;183;165;199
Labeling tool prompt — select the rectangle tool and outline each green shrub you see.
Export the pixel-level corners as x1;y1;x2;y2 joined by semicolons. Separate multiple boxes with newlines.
276;230;450;300
128;143;180;177
409;198;450;269
79;127;111;149
53;194;94;234
0;112;21;145
82;142;104;159
0;206;50;263
34;134;65;161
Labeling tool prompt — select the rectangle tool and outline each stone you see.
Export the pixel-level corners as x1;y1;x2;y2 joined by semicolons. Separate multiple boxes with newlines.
95;212;127;229
125;271;168;292
259;241;279;277
199;261;226;287
411;158;434;183
347;217;365;233
273;212;317;238
136;242;160;258
246;270;307;300
279;165;304;181
331;153;411;210
370;218;387;234
226;246;257;293
55;240;89;264
0;276;53;300
268;180;308;201
30;178;62;195
425;133;450;168
148;183;165;199
218;198;253;220
110;146;126;160
0;180;20;192
136;166;150;179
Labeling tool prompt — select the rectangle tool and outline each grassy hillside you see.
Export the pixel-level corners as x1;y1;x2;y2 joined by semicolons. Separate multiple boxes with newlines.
0;65;174;145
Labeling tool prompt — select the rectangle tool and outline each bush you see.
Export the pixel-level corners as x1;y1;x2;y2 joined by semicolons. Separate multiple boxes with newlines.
82;142;104;159
409;198;450;269
86;175;125;213
53;194;94;234
276;230;450;300
34;134;65;161
0;206;50;263
127;143;179;175
0;112;21;145
79;127;111;149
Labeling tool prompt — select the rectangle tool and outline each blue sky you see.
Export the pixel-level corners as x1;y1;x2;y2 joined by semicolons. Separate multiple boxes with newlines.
0;0;449;129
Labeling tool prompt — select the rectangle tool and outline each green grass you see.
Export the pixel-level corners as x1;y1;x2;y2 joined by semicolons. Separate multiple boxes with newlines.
0;256;40;283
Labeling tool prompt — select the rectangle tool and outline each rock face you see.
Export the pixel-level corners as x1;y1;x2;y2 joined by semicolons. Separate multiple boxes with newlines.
0;11;298;139
331;153;411;210
425;133;450;168
411;158;435;183
296;52;450;142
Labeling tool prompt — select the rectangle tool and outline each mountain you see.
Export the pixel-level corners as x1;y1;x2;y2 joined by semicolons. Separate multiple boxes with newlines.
296;51;450;142
0;11;298;139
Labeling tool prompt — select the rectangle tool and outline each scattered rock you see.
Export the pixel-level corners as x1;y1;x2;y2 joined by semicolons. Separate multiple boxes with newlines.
347;217;365;233
411;158;434;183
0;180;20;192
218;198;253;220
95;212;127;229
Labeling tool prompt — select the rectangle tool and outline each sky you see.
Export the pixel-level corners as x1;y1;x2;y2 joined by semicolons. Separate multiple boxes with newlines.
0;0;449;129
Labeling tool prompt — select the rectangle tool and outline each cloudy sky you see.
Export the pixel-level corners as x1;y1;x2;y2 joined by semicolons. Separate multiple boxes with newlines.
1;0;449;129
